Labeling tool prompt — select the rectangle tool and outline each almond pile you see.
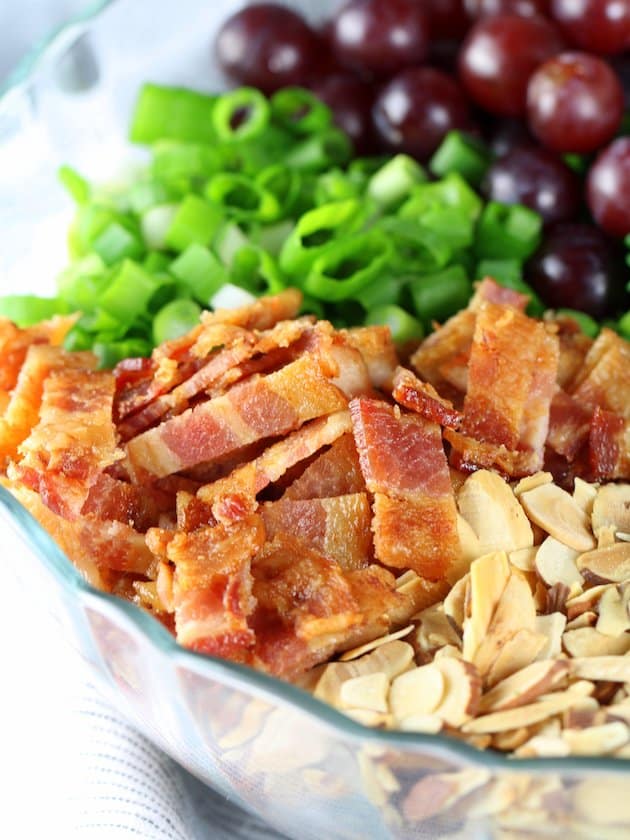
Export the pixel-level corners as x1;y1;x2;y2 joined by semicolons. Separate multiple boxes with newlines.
312;472;630;759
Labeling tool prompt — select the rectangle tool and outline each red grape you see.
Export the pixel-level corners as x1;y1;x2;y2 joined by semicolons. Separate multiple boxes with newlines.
458;15;564;116
482;146;580;224
309;74;376;154
526;223;624;317
426;0;470;39
587;137;630;238
487;117;535;156
551;0;630;56
526;52;624;153
214;3;319;93
329;0;430;77
465;0;550;19
611;53;630;109
372;67;472;160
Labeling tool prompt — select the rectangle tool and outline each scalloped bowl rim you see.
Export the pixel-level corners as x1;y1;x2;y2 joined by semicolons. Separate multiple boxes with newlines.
0;0;628;778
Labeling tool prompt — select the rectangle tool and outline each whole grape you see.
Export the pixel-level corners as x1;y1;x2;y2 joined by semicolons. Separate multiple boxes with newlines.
587;138;630;238
551;0;630;56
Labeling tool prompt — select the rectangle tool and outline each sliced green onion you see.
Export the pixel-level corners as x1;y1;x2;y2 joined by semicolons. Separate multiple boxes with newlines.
314;169;360;205
230;247;285;296
57;258;109;310
367;154;427;209
0;295;67;327
205;172;280;223
429;131;492;186
99;260;163;326
303;230;393;302
410;265;472;324
250;220;294;256
618;310;630;339
165;195;223;252
365;304;424;344
93;338;153;369
170;243;228;304
399;172;483;223
556;308;600;338
58;165;90;204
210;283;257;310
256;165;302;216
355;275;407;310
130;83;216;144
475;201;542;261
213;222;250;266
153;298;202;345
92;220;144;265
212;87;270;142
129;180;174;214
140;204;178;251
270;87;331;135
376;218;452;273
284;128;352;173
151;142;225;189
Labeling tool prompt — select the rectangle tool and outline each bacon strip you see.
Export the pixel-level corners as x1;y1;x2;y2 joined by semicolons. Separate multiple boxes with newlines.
350;397;460;581
261;493;372;570
589;407;630;480
125;355;347;481
283;432;364;500
340;325;399;389
546;389;592;461
571;328;630;420
411;308;476;397
469;277;530;312
392;366;462;429
14;368;121;518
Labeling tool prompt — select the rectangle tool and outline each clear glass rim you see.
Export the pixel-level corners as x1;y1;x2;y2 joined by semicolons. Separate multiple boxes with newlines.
0;0;628;776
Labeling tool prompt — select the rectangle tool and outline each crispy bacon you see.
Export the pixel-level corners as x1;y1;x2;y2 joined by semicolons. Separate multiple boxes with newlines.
392;366;462;429
14;368;121;518
469;277;530;311
125;355;348;481
283;432;364;500
553;316;593;390
197;288;302;336
411;308;476;397
340;325;399;389
546;389;592;461
262;493;372;570
444;428;542;477
350;397;460;581
589;407;630;480
81;473;172;531
570;328;630;420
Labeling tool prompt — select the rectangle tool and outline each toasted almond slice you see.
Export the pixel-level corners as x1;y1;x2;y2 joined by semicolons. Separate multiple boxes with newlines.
462;692;584;734
569;656;630;683
458;470;534;554
414;605;461;654
519;483;595;552
490;726;533;751
509;546;538;572
563;627;630;658
340;672;390;713
592;484;630;534
443;573;468;631
434;644;463;661
535;536;583;588
479;660;570;713
486;629;547;688
314;640;414;706
390;663;445;721
397;714;443;734
596;586;630;637
395;570;419;589
534;613;567;660
576;543;630;583
515;734;570;758
566;584;610;619
433;658;481;727
618;531;630;542
596;524;618;548
573;477;599;515
456;513;482;566
343;708;392;728
565;610;598;630
562;722;630;755
513;472;553;496
462;551;511;662
339;625;414;661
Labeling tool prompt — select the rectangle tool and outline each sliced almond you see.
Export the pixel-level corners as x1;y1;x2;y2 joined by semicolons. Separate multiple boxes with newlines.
513;471;553;496
490;726;533;751
462;551;511;662
563;627;630;658
314;640;414;706
433;657;481;727
509;546;538;573
413;605;461;656
569;656;630;683
565;610;598;630
456;513;482;566
434;644;463;661
339;672;389;713
562;722;630;755
390;663;444;721
339;625;414;661
397;714;443;734
566;584;610;620
534;613;567;660
462;691;585;734
573;477;598;515
343;708;392;728
596;586;630;637
535;536;583;588
458;470;534;554
576;543;630;583
519;483;595;552
591;483;630;534
515;735;570;758
443;573;468;631
596;524;618;548
485;628;547;687
479;660;569;713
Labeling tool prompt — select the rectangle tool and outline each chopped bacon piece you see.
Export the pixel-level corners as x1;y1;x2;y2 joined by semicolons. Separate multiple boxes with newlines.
546;389;592;460
444;429;541;477
125;355;348;482
81;473;172;531
469;277;530;312
198;410;352;521
340;325;399;389
350;397;460;581
262;493;372;570
156;514;265;656
589;407;630;480
198;288;302;336
251;533;362;676
552;316;593;390
283;432;364;500
0;345;96;466
571;328;630;420
411;309;476;397
328;340;373;398
14;369;121;518
392;366;462;429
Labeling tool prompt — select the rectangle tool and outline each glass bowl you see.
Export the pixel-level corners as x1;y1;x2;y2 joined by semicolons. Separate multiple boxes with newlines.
1;2;629;837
